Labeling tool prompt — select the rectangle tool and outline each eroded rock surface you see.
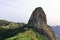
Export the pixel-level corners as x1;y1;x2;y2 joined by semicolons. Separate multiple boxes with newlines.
28;7;56;40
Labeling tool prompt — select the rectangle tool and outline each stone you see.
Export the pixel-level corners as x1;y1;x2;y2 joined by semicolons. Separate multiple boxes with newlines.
28;7;56;40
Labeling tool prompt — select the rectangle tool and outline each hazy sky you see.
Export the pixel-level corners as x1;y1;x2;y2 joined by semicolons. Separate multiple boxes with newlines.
0;0;60;26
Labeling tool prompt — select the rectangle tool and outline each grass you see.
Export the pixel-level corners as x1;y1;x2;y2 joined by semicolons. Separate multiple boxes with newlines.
5;29;47;40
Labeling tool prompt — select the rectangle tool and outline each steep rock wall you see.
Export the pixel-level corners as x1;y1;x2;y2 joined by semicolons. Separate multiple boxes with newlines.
28;7;56;40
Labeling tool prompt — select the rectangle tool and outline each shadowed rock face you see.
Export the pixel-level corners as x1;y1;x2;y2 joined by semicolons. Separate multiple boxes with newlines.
28;7;56;40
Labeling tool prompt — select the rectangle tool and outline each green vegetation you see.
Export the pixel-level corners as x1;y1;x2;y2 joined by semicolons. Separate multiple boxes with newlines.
5;29;47;40
0;20;10;26
0;20;47;40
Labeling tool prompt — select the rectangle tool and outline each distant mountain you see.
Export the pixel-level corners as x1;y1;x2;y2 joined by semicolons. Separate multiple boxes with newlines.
51;26;60;40
51;26;60;37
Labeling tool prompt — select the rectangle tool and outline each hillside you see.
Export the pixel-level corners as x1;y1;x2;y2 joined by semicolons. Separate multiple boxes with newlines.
0;20;47;40
5;29;47;40
0;7;56;40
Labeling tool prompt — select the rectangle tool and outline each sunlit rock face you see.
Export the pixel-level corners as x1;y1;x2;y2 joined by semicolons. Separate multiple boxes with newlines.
28;7;56;40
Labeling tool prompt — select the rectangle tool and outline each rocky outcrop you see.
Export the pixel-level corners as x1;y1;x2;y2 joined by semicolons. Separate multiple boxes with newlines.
28;7;56;40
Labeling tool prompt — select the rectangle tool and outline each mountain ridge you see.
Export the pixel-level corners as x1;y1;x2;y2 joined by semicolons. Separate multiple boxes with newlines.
0;7;56;40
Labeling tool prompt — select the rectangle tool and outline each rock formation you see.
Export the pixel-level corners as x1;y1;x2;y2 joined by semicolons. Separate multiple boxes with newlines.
28;7;56;40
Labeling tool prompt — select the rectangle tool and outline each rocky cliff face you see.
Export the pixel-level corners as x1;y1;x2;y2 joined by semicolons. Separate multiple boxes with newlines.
28;7;56;40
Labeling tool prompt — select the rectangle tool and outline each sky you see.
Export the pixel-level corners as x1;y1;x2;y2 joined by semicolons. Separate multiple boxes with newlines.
0;0;60;26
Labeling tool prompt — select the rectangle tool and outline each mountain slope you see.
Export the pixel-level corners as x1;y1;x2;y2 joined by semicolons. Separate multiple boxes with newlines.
28;7;56;40
0;7;56;40
0;20;47;40
5;29;47;40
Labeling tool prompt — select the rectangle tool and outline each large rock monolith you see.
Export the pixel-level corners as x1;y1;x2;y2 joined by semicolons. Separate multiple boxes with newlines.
28;7;56;40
